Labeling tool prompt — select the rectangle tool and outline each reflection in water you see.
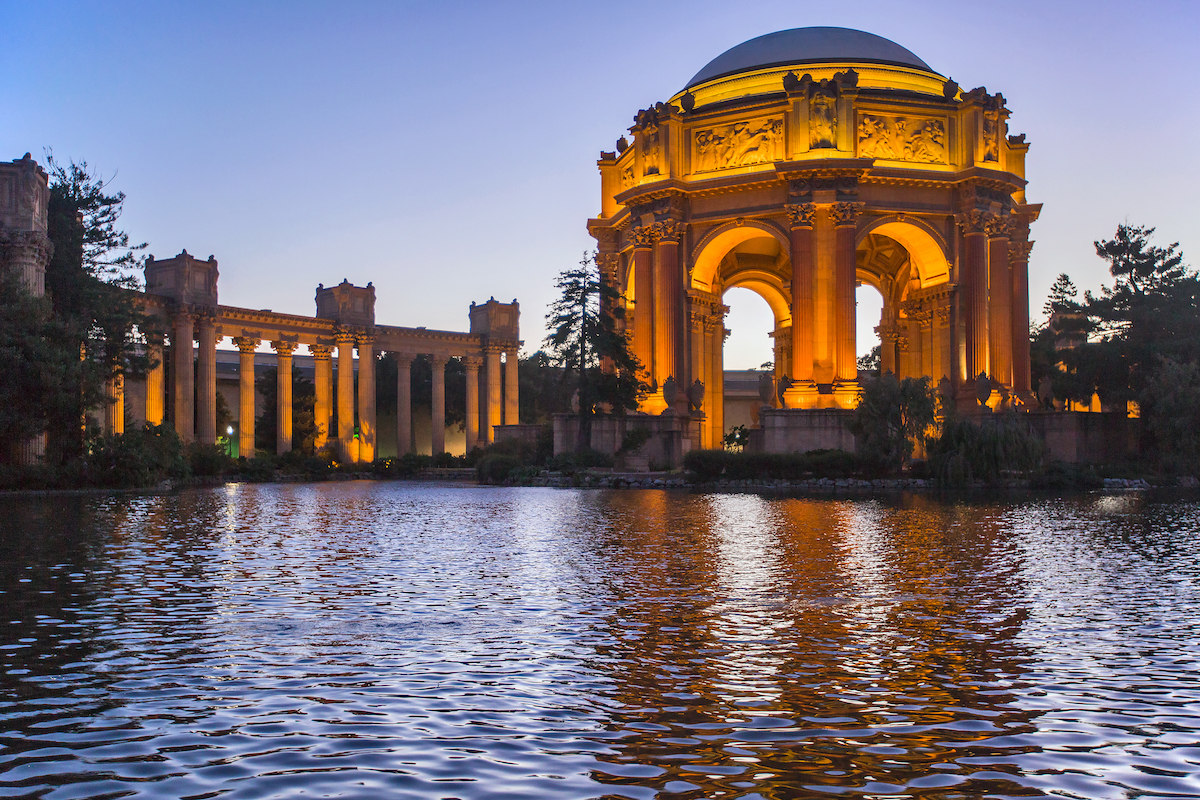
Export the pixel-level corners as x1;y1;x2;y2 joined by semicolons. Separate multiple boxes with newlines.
1;486;1199;799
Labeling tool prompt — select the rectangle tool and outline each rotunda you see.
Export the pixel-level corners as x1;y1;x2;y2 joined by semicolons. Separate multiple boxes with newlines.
588;26;1039;451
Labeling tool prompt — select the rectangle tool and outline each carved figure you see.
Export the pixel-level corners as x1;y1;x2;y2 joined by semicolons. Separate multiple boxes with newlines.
809;86;837;149
857;115;896;159
904;119;946;163
693;118;782;172
982;109;1000;162
621;161;635;187
642;123;661;176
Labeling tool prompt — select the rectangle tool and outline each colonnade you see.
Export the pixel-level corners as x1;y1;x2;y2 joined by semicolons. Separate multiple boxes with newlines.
119;308;520;461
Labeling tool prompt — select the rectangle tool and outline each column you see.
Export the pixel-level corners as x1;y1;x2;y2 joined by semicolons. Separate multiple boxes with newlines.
336;329;356;462
464;356;481;451
356;335;376;463
311;344;332;450
934;302;951;383
273;341;296;455
233;337;259;458
831;203;860;405
987;218;1013;389
145;334;165;426
504;350;519;425
196;315;218;444
431;355;446;455
394;352;414;456
485;347;502;444
653;221;684;404
172;310;195;443
961;212;990;388
104;373;124;435
631;228;655;387
1010;240;1034;398
786;203;817;405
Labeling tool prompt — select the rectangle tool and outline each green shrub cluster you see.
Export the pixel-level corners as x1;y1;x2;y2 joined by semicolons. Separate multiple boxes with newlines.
684;449;860;482
928;415;1043;487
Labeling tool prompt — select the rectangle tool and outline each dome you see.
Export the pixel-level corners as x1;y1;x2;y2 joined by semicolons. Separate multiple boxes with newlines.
686;27;935;88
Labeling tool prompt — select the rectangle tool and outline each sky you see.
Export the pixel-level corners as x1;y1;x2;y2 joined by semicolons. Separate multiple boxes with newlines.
3;0;1197;369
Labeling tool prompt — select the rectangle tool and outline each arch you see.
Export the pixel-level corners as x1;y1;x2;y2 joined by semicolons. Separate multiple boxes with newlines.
690;219;790;292
856;216;950;287
724;270;791;326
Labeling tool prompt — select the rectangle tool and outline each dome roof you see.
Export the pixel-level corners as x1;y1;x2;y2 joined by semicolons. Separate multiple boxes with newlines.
686;27;935;88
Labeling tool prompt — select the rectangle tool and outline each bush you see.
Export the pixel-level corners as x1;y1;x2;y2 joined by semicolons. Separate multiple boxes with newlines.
1030;461;1103;491
476;453;523;484
239;457;277;482
187;442;235;477
547;448;613;473
928;414;1043;488
850;374;939;474
85;424;189;488
683;449;860;482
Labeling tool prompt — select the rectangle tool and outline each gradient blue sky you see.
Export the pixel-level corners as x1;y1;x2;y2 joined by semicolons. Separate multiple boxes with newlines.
3;1;1197;368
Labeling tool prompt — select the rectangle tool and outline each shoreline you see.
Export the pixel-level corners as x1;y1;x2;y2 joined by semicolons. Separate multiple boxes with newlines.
0;472;1189;498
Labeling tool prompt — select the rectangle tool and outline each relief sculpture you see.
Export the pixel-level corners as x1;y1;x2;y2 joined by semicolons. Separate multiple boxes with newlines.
693;117;782;173
809;86;837;149
857;115;947;163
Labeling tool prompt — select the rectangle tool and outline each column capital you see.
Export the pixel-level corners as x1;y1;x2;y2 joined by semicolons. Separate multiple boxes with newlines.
195;308;218;326
649;220;686;243
390;351;415;365
271;340;298;357
957;209;994;234
830;202;863;227
173;306;196;324
1009;240;1034;262
233;336;259;354
335;327;357;345
354;333;375;348
309;343;333;359
984;215;1013;240
429;353;448;367
785;202;817;229
463;355;483;369
631;226;656;249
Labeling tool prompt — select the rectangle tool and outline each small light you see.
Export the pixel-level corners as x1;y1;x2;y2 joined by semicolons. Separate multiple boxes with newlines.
227;426;234;435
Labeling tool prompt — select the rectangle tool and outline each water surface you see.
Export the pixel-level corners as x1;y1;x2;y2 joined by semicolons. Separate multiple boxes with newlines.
1;484;1199;798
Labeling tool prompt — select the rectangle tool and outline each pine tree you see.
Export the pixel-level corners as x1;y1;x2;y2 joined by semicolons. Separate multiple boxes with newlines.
544;252;645;450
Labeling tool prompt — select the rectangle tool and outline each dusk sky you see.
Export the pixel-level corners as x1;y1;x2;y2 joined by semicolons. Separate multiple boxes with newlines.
3;1;1197;368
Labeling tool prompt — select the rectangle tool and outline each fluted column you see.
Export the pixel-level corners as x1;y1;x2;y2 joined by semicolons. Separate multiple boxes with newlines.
336;329;356;462
631;228;656;389
233;337;259;458
431;354;446;455
987;217;1013;389
1010;239;1034;398
464;355;481;451
831;203;860;406
172;309;195;443
273;341;296;455
196;314;218;444
310;344;332;451
653;221;685;405
485;346;502;444
104;373;124;435
961;211;991;390
504;350;519;425
784;203;818;407
355;335;376;462
391;352;413;456
145;334;165;426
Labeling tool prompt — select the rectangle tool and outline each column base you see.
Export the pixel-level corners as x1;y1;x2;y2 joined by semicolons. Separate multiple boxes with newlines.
832;379;861;410
781;380;820;409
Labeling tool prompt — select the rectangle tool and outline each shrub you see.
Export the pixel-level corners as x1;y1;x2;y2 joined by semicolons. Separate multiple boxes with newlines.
85;424;189;488
928;414;1043;487
547;448;613;473
187;442;235;477
683;449;860;482
476;453;523;484
850;374;939;474
239;457;277;482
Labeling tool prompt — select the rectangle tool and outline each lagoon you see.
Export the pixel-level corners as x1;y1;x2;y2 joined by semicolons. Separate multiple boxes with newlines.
2;484;1199;798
